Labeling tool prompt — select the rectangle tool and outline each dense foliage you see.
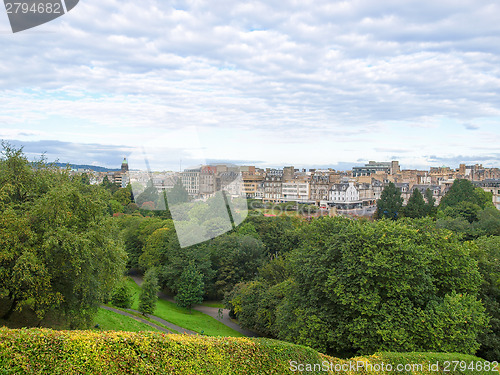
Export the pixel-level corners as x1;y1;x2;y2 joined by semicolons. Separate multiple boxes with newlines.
471;236;500;361
111;285;133;309
375;182;403;220
226;217;490;357
0;328;493;375
115;213;296;302
175;263;205;311
111;178;499;359
0;144;126;328
435;180;500;240
439;179;492;210
2;143;499;362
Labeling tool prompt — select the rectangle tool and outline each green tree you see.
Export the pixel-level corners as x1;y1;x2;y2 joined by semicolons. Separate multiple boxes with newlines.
74;173;90;185
135;180;159;208
228;217;488;356
175;263;204;312
113;186;133;206
403;188;426;218
208;234;265;299
424;188;436;216
436;215;475;240
471;236;500;361
167;178;189;204
225;256;291;337
235;222;260;239
114;216;166;271
439;179;492;210
111;284;132;309
375;182;403;220
246;215;301;257
123;202;139;214
139;221;213;295
101;175;119;194
139;269;160;315
0;208;58;321
0;143;126;328
109;199;123;214
474;207;500;237
443;201;481;223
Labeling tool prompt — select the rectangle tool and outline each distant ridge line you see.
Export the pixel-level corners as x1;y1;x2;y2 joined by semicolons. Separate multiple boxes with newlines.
52;162;120;173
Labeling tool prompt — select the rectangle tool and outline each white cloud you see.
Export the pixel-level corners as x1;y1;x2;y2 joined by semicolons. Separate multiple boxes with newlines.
464;123;480;130
0;0;499;167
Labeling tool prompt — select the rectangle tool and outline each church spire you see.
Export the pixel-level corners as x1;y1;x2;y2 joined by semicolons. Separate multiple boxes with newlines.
121;157;129;173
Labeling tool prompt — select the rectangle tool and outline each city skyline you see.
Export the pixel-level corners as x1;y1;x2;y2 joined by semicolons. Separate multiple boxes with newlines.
49;153;499;176
3;137;500;173
1;1;500;170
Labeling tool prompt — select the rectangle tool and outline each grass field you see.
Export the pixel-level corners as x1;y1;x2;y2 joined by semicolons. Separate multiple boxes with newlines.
112;307;179;334
92;308;159;333
201;301;225;308
125;277;243;337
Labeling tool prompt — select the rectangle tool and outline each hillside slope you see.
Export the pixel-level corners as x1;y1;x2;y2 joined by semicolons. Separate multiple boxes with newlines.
0;328;495;374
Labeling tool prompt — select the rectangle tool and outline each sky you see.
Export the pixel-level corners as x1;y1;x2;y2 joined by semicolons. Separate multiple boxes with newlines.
1;0;500;171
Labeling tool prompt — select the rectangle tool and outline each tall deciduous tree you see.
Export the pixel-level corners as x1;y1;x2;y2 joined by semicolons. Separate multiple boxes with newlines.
139;222;213;295
375;182;403;220
111;284;132;309
208;234;265;299
0;143;126;328
439;179;492;210
113;186;133;206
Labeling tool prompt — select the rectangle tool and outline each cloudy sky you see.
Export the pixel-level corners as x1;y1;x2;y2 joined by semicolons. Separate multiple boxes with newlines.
1;0;500;171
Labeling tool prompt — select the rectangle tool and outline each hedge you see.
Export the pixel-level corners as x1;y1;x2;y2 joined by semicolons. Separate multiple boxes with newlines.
0;328;496;374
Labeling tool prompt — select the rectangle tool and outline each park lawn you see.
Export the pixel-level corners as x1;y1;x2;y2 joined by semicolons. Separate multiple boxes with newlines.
201;301;225;308
125;277;243;337
92;308;159;333
113;308;180;334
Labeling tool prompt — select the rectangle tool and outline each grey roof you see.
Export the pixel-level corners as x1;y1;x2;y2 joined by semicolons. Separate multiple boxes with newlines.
330;183;349;191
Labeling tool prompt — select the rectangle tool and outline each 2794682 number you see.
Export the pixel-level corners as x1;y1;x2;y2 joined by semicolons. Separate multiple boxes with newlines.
5;2;61;14
442;361;498;372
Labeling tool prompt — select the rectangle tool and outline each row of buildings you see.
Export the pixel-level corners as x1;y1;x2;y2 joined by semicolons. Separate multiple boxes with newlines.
87;159;500;210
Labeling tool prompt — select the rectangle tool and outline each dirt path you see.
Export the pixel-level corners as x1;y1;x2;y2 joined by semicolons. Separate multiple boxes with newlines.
101;305;197;335
130;275;259;337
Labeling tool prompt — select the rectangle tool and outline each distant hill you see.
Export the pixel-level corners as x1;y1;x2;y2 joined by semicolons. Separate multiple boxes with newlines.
52;162;120;172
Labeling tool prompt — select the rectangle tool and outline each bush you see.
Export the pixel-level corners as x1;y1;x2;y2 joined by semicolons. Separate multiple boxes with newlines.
111;285;132;309
0;328;494;375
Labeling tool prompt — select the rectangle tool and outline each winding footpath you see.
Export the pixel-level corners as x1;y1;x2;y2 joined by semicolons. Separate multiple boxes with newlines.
130;276;259;337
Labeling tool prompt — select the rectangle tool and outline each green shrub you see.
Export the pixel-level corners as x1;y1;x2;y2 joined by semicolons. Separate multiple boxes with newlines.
111;285;132;309
0;328;495;375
